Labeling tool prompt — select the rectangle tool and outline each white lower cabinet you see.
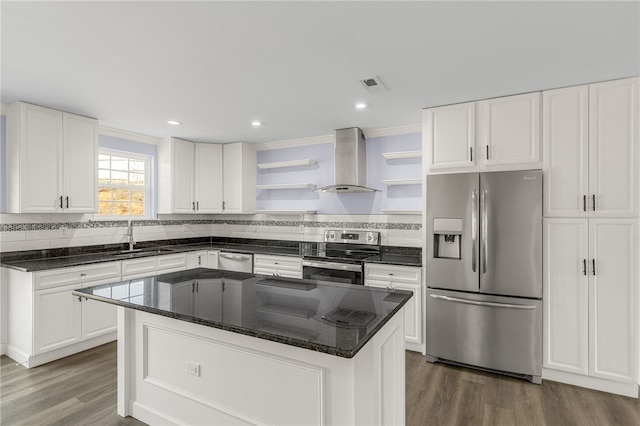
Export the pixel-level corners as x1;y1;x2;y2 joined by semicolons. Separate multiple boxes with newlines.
122;253;187;279
6;262;121;367
364;263;423;351
543;218;638;395
253;254;302;278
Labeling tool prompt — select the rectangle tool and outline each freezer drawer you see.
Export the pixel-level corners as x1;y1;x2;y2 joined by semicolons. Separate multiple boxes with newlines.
426;289;542;381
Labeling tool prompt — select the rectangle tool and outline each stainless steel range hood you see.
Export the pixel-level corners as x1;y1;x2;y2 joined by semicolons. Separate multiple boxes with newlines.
314;127;379;193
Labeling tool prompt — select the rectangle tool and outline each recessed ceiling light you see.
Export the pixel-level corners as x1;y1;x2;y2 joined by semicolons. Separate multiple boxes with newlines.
167;120;182;126
251;121;264;127
355;103;369;109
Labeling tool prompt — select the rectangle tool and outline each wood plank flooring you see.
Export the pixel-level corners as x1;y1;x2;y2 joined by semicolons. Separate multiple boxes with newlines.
1;343;639;425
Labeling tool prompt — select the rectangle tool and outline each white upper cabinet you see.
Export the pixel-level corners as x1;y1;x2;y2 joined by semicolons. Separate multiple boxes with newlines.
423;102;476;170
222;142;256;213
6;102;98;213
158;138;224;214
195;143;224;213
423;92;541;173
589;78;639;217
543;77;639;217
477;92;541;167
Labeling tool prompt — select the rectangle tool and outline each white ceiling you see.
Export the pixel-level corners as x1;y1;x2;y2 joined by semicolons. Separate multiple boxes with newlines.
2;1;639;144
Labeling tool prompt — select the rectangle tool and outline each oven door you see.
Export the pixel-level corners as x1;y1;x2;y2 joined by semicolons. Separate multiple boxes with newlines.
302;260;363;285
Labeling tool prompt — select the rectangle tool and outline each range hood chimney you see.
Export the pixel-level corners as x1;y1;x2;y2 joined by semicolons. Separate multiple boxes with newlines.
314;127;379;193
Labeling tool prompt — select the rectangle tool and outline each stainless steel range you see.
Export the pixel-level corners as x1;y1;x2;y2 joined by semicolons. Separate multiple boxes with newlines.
302;230;380;285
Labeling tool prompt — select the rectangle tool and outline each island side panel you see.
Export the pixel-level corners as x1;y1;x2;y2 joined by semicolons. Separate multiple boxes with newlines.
118;307;406;425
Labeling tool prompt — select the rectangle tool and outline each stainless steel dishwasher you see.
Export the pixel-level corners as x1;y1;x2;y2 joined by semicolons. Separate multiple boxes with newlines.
218;252;253;272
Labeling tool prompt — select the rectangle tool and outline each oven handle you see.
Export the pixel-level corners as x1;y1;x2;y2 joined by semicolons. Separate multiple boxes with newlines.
302;260;362;272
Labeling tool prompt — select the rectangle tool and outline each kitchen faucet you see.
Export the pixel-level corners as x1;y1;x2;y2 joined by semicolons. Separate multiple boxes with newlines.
127;219;136;251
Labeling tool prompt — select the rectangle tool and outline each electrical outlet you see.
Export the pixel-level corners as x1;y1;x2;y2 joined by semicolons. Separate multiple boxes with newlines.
59;226;68;237
299;224;304;234
185;361;200;377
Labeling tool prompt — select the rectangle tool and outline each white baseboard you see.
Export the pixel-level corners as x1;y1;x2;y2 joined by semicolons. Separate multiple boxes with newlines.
131;402;182;426
5;333;116;368
542;368;638;398
1;343;6;356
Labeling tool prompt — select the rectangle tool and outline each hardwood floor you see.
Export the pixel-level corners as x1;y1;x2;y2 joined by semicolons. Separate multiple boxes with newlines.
406;351;640;426
1;344;639;425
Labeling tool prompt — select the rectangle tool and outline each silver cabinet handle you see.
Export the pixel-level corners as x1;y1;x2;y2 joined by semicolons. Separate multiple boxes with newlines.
583;259;587;276
66;196;69;208
471;188;478;273
196;201;199;211
430;294;536;310
59;196;64;209
592;194;596;211
469;147;473;162
592;259;596;276
583;195;587;212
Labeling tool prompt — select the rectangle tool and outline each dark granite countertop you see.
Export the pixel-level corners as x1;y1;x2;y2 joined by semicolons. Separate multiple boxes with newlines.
0;241;305;272
73;268;413;358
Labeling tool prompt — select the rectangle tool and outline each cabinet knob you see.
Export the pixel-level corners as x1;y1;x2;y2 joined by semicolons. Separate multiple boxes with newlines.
80;273;87;277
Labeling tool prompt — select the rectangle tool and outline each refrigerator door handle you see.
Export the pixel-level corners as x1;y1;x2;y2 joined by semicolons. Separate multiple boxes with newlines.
481;189;488;274
429;294;537;310
471;189;478;272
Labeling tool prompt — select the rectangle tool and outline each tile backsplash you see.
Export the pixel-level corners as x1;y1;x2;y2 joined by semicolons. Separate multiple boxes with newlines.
0;213;422;253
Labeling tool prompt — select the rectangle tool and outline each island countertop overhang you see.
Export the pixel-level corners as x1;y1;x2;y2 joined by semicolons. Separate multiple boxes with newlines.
73;268;412;358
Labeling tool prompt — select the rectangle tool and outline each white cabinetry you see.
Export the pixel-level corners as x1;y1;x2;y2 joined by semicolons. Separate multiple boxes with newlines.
423;92;541;172
543;218;638;395
543;78;639;217
253;254;302;278
121;253;187;280
223;142;256;213
158;138;224;213
5;262;121;367
6;102;98;213
365;264;423;352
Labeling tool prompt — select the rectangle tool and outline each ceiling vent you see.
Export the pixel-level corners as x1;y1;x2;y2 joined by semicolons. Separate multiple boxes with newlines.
359;76;387;93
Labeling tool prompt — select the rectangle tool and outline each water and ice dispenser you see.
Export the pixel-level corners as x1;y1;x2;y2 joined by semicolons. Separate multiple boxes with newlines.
433;218;462;259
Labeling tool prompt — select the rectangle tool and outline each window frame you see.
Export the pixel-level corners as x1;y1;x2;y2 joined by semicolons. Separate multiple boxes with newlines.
96;148;151;220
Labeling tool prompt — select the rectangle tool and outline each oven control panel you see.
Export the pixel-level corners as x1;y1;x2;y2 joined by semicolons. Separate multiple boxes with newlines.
324;230;380;245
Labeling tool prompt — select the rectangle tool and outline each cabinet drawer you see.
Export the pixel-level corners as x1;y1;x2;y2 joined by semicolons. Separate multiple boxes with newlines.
254;267;302;279
157;253;187;272
121;257;158;278
254;254;302;272
34;262;121;290
364;264;421;284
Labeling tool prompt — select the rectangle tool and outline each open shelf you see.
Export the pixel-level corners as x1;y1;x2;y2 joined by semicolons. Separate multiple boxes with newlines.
382;209;422;215
257;159;317;169
382;179;422;186
382;151;422;160
256;183;316;190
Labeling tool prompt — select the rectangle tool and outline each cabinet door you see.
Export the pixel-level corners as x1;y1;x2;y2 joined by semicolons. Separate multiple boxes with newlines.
195;143;223;213
207;251;219;269
423;102;475;170
478;92;541;167
542;219;589;375
63;113;98;212
365;279;421;345
33;284;82;355
15;103;63;212
589;78;639;217
81;289;117;340
172;139;196;213
543;86;589;217
392;281;422;346
589;219;638;382
222;142;256;213
222;142;243;212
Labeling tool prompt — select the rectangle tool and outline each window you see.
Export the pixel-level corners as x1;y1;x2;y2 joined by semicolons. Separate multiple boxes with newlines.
97;149;150;218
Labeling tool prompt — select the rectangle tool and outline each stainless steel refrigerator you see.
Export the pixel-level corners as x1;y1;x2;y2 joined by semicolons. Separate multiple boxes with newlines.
425;170;542;383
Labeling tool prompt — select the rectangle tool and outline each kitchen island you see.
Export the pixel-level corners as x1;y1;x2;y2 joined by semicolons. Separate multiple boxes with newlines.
74;268;412;425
